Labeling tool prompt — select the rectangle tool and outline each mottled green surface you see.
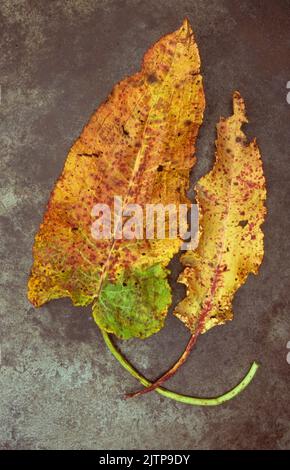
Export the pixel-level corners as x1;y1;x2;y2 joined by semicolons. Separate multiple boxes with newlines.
93;264;171;339
1;0;290;450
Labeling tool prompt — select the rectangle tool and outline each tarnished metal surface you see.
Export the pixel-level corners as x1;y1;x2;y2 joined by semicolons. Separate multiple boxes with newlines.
0;0;289;449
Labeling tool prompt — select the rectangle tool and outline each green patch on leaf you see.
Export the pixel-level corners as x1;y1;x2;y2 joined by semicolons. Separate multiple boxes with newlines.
93;264;171;339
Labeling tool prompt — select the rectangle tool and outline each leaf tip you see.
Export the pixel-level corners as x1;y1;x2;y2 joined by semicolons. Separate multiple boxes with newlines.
233;91;248;123
180;17;193;36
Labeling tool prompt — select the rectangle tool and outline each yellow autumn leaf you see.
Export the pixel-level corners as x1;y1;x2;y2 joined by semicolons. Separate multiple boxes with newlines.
175;92;266;334
28;19;205;339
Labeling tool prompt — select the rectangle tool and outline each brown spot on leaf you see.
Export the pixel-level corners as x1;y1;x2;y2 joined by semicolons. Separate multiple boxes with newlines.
147;73;158;83
238;220;248;228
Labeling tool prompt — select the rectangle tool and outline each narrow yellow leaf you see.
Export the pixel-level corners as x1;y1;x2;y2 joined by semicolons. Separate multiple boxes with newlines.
175;92;266;334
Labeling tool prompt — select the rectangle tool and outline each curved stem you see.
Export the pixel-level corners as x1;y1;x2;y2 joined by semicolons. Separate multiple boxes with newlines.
126;332;198;399
127;300;214;398
101;329;259;406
